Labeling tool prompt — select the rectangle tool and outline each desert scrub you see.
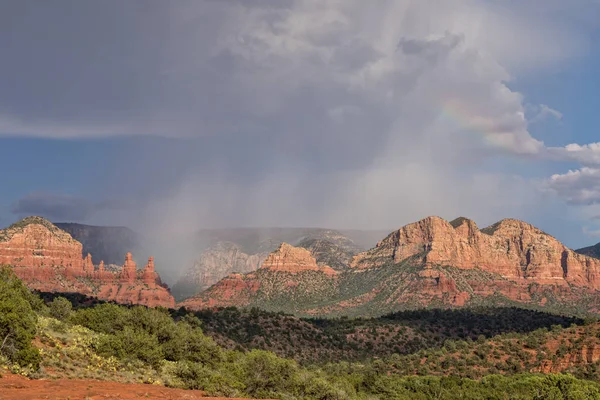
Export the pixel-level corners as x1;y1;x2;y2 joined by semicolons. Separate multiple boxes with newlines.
37;316;123;378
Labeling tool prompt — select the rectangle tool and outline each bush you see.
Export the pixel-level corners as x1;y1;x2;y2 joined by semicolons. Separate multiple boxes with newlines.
173;361;244;397
0;266;41;369
96;326;164;366
48;297;72;321
239;350;299;398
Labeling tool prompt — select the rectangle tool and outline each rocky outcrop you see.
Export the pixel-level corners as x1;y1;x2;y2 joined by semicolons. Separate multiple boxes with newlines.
0;216;83;270
0;217;174;308
179;273;262;309
179;243;338;310
351;216;600;287
260;243;337;275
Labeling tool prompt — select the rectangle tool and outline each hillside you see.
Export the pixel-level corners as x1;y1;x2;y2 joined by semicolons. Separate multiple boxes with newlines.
381;320;600;380
0;216;174;307
181;216;600;317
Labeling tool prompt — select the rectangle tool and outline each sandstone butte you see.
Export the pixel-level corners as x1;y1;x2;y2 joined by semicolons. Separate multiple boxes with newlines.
348;216;600;307
179;242;336;309
0;216;175;308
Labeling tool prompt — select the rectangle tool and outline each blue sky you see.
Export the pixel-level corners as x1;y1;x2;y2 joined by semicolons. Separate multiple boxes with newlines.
1;0;600;249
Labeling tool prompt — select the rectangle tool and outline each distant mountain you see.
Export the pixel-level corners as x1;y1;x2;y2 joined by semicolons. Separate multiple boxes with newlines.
180;216;600;317
55;222;140;265
172;228;367;300
576;242;600;259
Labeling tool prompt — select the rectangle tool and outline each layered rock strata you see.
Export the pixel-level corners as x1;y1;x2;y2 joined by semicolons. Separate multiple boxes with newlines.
0;217;174;308
350;216;600;287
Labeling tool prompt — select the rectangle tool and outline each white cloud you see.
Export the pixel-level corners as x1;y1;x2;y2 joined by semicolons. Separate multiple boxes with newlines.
547;143;600;166
546;168;600;205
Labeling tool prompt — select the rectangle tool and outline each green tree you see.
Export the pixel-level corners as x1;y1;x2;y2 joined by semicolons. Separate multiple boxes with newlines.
0;266;41;369
48;296;72;321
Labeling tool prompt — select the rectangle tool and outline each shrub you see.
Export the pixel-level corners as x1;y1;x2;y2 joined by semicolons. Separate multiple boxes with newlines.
239;350;299;398
48;296;72;321
96;326;164;366
0;266;41;369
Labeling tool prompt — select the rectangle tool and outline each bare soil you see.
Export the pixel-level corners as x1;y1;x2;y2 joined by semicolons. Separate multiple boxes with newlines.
0;372;253;400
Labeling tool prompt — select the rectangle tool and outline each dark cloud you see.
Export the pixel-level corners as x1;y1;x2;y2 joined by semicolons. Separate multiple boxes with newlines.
11;192;126;222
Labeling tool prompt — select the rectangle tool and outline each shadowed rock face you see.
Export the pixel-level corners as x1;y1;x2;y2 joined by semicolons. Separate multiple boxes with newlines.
54;222;140;266
0;217;174;308
180;217;600;317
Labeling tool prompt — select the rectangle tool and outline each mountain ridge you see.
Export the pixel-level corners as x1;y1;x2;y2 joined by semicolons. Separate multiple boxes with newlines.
180;216;600;317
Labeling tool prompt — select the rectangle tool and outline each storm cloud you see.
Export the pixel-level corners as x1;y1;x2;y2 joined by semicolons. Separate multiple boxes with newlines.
1;0;599;241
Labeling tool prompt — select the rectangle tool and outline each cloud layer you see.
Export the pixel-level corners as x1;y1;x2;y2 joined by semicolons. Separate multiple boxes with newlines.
11;192;126;222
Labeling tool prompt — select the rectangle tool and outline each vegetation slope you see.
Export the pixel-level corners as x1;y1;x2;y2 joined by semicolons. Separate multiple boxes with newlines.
4;267;600;399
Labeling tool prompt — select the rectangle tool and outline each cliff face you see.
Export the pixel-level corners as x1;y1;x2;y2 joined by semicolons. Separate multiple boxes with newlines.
351;216;600;287
296;230;362;271
183;216;600;317
0;217;83;269
0;217;174;308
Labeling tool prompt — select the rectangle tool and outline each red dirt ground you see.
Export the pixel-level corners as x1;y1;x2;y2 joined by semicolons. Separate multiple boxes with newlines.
0;372;254;400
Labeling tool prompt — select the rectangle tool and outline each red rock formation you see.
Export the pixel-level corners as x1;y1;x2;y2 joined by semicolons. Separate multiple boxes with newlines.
0;217;83;270
261;243;337;275
179;216;600;315
120;252;137;283
179;273;262;309
351;216;600;287
0;216;174;308
179;243;337;310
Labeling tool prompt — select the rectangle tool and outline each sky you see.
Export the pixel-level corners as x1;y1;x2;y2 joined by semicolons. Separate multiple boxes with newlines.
1;0;600;249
